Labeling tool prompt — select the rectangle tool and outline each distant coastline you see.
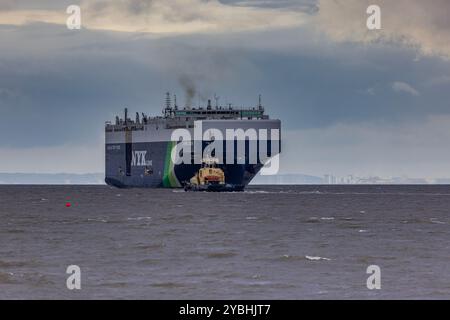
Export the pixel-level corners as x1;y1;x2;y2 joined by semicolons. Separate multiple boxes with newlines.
1;173;450;185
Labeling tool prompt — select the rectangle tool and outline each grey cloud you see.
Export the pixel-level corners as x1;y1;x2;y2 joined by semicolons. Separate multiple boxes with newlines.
0;0;309;34
126;0;154;14
2;0;450;63
0;0;78;11
425;75;450;87
392;81;420;96
89;0;154;16
1;10;450;176
316;0;450;59
220;0;318;12
2;22;450;149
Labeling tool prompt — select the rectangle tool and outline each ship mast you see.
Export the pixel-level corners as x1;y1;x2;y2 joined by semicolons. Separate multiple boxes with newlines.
164;92;172;117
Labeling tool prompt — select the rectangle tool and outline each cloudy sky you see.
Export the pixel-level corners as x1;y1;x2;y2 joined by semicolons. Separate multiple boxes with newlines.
1;0;450;179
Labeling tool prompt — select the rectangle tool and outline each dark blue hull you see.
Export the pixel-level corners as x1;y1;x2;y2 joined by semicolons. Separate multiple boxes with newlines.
105;141;267;189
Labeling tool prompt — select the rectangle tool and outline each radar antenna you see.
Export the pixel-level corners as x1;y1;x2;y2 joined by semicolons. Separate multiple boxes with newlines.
214;94;220;109
166;92;171;109
165;92;172;117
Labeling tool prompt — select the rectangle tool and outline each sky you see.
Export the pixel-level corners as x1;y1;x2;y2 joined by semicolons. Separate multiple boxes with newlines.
1;0;450;178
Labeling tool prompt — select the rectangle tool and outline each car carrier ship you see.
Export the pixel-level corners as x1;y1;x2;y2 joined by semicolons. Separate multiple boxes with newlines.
105;93;281;189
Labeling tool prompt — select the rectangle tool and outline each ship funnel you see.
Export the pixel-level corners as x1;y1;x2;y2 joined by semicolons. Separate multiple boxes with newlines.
207;99;212;110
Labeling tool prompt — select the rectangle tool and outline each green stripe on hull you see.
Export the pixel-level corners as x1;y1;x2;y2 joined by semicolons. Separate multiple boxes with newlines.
162;141;181;188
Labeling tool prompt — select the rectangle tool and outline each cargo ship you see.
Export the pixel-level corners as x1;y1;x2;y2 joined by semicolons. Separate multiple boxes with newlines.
105;93;281;189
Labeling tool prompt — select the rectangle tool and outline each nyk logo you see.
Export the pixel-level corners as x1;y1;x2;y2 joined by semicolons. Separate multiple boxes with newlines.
132;151;151;166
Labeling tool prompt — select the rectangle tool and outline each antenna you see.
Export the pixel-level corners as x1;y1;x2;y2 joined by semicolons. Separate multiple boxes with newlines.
165;92;172;117
214;94;220;108
174;94;178;110
258;94;262;110
165;92;171;109
124;107;128;124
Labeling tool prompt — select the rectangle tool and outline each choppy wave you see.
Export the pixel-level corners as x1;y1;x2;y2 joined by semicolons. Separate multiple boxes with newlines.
205;251;237;259
0;260;34;268
2;184;450;299
0;272;15;284
151;282;188;288
87;218;108;223
305;256;332;261
430;218;446;224
127;216;152;221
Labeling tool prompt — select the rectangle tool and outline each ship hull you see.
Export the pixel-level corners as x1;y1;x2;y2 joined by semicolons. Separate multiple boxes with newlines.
105;119;281;189
105;141;265;189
